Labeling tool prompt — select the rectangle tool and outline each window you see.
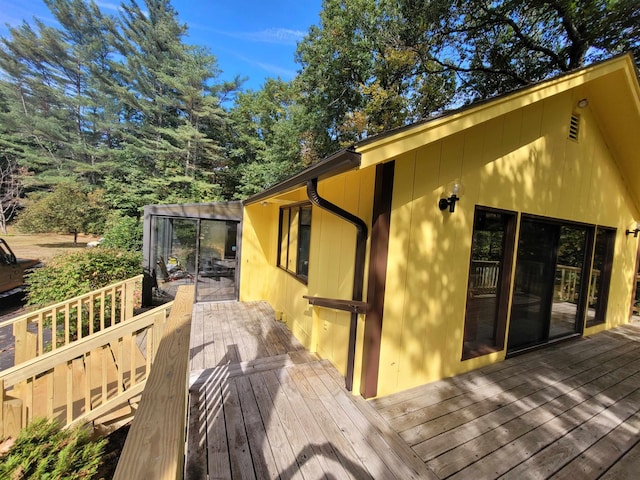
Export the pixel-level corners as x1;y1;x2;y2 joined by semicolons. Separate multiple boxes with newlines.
463;207;516;359
586;227;616;327
278;203;312;283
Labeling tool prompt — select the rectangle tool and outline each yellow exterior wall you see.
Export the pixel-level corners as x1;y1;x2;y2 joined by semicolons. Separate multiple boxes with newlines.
375;88;640;397
240;56;640;399
240;168;376;391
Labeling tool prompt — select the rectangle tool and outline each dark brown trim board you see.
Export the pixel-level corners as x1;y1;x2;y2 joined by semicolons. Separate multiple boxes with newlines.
632;239;640;319
361;161;395;399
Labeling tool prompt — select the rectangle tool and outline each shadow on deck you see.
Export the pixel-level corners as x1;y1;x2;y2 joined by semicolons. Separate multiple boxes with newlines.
185;302;640;479
185;301;433;480
371;323;640;479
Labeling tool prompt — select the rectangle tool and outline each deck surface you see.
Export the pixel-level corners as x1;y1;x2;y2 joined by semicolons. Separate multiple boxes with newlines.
186;301;433;480
186;302;640;479
371;324;640;479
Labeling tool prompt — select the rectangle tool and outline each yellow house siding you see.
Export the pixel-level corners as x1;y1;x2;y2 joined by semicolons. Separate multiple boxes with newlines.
374;88;639;397
307;169;375;382
240;55;640;399
240;168;376;387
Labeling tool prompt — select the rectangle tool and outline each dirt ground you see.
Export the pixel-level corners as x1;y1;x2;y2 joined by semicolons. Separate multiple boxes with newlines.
1;226;102;262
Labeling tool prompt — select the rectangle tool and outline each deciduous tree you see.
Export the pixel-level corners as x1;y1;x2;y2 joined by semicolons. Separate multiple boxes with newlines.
16;182;107;244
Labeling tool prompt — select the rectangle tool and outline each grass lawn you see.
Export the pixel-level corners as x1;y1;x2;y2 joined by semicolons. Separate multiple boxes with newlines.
0;226;102;262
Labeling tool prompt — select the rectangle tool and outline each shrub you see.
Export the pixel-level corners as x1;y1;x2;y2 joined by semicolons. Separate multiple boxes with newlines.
25;249;143;343
26;248;143;308
100;214;143;252
0;418;105;479
27;248;142;307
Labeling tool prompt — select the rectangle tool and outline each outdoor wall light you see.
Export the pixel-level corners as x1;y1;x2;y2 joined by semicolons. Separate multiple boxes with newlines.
577;98;589;108
439;181;462;213
626;223;640;237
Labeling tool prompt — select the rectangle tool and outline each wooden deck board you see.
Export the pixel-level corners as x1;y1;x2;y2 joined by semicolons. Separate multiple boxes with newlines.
372;322;640;480
235;375;279;480
274;367;353;480
186;301;442;480
186;302;640;479
503;385;640;479
418;349;640;468
551;414;640;479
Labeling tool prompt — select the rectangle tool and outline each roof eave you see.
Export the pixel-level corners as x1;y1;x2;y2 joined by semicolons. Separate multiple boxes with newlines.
243;148;361;205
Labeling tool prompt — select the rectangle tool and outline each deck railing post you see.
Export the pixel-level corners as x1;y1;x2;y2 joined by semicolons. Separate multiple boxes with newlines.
124;278;136;320
13;319;36;365
1;379;23;439
114;285;194;480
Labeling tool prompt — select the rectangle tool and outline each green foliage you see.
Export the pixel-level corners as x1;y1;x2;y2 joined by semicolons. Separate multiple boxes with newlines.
226;79;309;197
295;0;639;151
0;418;105;480
0;0;239;208
1;0;638;210
397;0;640;101
15;183;108;243
100;214;143;252
26;248;142;307
295;0;456;153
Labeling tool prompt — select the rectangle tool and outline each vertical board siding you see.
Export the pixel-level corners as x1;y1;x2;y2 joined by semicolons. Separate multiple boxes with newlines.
376;90;640;397
240;169;376;384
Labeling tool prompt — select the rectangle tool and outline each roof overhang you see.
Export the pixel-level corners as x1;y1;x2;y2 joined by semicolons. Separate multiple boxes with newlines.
243;148;361;205
143;201;243;221
353;53;640;213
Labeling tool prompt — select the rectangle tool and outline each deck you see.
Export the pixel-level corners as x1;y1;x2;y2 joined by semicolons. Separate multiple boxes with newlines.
186;301;433;480
186;302;640;479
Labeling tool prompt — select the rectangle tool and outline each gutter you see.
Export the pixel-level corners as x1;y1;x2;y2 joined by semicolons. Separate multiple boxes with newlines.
306;177;368;391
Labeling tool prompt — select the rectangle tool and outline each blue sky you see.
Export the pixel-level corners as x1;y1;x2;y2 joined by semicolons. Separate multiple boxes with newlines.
0;0;323;92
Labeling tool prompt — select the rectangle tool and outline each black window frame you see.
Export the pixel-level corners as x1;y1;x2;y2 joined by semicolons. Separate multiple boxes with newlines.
462;206;517;360
585;226;616;328
277;202;312;284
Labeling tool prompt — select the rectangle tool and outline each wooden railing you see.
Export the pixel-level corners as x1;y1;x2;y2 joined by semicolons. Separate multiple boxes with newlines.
555;265;599;304
469;260;500;295
473;261;600;304
0;299;174;439
1;275;142;365
114;285;194;480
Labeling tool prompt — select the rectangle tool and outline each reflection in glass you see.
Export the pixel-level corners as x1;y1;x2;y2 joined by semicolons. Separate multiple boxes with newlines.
153;218;197;284
463;209;514;359
151;217;238;302
550;226;587;338
509;219;588;351
297;206;312;278
586;228;615;327
509;220;557;350
278;203;312;282
196;220;238;302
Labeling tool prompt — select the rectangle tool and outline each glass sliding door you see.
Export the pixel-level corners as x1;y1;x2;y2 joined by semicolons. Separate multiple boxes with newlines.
151;216;239;302
508;220;558;350
153;217;198;298
586;228;616;327
196;220;238;302
549;225;589;338
508;217;590;352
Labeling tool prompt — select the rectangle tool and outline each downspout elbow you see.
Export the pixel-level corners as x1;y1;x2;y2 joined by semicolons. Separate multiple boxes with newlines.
306;178;368;300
